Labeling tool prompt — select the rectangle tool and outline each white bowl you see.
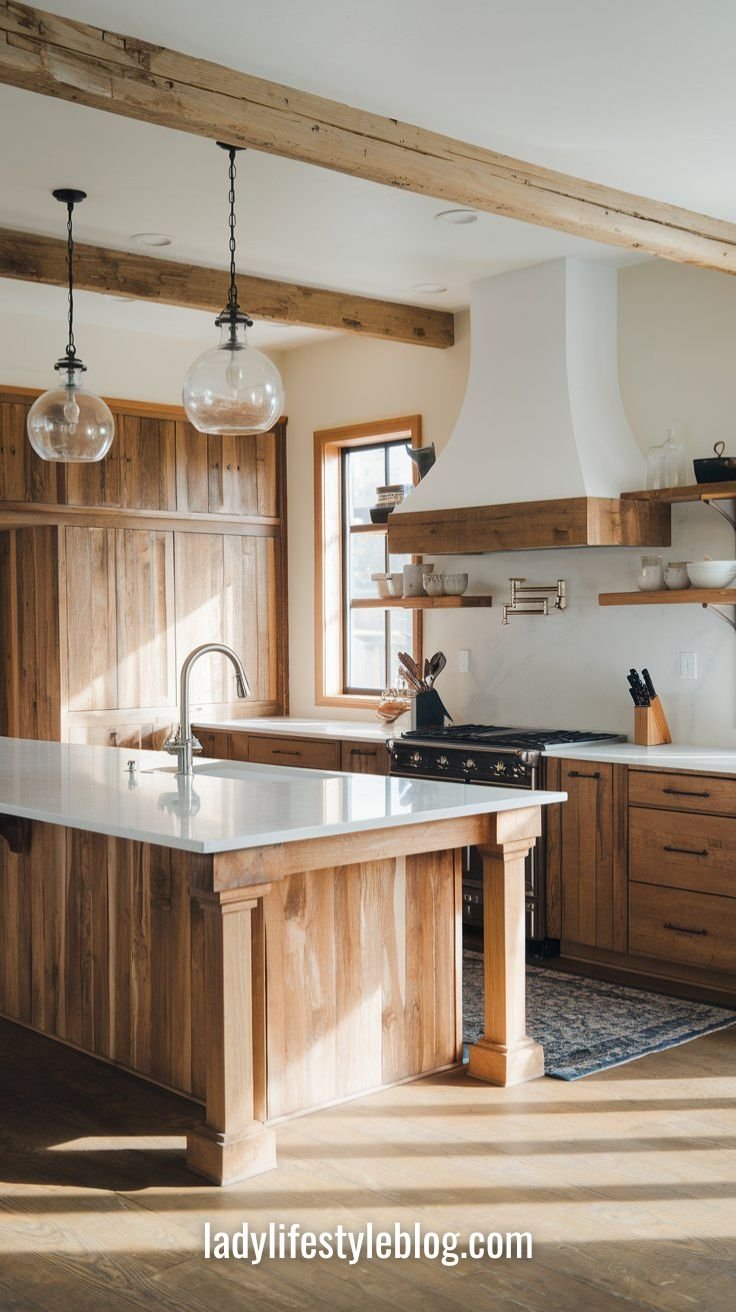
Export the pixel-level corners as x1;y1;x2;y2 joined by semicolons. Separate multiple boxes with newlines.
442;573;468;596
423;573;446;596
686;561;736;589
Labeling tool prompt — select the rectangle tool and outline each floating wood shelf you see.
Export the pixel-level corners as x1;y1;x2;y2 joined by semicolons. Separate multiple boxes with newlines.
599;589;736;606
352;595;492;609
351;522;388;534
387;496;671;555
622;481;736;505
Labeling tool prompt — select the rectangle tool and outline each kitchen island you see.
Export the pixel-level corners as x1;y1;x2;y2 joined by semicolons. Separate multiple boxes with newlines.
0;738;565;1184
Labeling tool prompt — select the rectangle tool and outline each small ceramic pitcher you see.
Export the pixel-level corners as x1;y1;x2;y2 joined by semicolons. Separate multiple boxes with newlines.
637;555;665;591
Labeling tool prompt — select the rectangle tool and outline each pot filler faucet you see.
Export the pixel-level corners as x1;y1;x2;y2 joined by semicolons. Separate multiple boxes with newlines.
164;643;251;776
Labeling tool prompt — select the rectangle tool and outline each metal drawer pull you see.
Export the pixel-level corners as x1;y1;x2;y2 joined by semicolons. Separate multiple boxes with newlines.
567;770;601;780
662;787;711;798
664;922;709;937
663;845;709;857
272;749;301;756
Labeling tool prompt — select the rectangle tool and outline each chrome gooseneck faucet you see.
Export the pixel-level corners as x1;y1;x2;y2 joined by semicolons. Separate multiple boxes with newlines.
164;643;251;776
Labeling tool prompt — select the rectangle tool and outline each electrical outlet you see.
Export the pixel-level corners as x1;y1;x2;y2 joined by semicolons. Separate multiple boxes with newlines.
457;649;470;674
680;651;697;679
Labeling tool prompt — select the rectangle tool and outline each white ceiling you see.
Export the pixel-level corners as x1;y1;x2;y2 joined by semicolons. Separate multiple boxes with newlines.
3;0;733;340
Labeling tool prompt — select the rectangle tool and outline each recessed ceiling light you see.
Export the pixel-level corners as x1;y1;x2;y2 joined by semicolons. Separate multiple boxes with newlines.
434;208;479;225
411;282;448;294
130;232;173;247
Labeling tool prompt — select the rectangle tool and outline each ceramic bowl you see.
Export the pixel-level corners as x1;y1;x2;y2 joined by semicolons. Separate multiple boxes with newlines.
663;563;690;591
386;573;404;597
686;561;736;588
442;573;468;596
371;572;391;598
423;573;446;596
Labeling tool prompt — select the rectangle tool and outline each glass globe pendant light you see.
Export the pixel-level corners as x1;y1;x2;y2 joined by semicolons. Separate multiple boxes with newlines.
182;144;285;435
27;189;114;463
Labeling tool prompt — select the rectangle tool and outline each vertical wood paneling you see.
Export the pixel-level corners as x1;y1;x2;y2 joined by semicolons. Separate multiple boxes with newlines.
173;531;226;702
64;527;118;712
119;415;177;510
174;419;209;513
0;400;61;504
115;529;176;709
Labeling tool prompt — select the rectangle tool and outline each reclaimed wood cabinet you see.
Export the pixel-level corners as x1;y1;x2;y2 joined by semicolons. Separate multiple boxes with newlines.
554;758;627;954
0;388;289;746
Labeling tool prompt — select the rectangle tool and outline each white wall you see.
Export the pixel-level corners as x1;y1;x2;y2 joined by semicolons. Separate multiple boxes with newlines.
281;261;736;746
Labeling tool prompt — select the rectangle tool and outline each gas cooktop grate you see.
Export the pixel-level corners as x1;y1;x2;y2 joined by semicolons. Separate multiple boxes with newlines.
400;724;621;749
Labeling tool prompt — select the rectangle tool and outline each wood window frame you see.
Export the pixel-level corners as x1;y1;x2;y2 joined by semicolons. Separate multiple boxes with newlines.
314;415;423;709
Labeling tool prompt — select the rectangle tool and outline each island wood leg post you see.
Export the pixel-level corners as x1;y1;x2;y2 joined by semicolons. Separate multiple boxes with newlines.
187;888;276;1185
468;808;545;1087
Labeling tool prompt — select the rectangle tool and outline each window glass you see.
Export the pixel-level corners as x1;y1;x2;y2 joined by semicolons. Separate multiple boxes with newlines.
340;438;420;695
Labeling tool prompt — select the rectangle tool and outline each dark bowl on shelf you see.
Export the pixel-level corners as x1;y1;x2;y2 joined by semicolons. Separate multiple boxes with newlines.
369;505;393;524
694;444;736;483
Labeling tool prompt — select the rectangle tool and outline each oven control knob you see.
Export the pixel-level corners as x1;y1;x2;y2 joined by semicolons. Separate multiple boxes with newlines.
410;751;423;766
493;762;505;774
437;754;449;769
464;757;477;772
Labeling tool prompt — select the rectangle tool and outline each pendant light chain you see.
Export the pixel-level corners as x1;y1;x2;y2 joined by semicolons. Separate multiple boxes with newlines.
65;199;77;363
227;145;239;319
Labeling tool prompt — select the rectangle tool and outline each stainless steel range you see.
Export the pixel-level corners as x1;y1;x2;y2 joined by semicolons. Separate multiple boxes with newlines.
388;724;623;953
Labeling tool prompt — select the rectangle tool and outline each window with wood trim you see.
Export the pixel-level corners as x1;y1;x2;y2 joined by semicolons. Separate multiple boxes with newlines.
315;416;423;707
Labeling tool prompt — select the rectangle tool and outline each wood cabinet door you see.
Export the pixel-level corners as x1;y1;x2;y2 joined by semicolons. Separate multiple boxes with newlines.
173;530;281;708
175;419;209;514
0;398;62;505
340;741;390;775
66;412;176;510
559;760;627;952
208;431;279;516
115;529;177;709
63;527;118;712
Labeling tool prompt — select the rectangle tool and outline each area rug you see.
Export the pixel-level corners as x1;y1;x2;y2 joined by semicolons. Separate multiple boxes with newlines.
462;949;736;1080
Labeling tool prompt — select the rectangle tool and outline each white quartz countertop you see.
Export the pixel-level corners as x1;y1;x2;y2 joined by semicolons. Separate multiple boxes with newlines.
0;737;566;855
544;742;736;774
190;716;401;743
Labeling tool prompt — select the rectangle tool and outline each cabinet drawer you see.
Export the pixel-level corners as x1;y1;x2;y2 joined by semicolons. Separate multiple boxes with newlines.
193;728;231;759
247;735;340;771
629;882;736;972
340;741;389;775
629;807;736;898
629;769;736;816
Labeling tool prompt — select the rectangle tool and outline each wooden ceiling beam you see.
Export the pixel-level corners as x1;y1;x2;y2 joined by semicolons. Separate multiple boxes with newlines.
2;4;736;273
0;227;454;347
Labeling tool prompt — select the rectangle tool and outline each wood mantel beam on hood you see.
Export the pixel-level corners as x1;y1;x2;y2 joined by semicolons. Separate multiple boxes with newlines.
2;3;736;272
0;227;454;348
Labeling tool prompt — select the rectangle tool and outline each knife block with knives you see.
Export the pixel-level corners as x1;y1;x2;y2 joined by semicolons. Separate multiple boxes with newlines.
628;667;672;746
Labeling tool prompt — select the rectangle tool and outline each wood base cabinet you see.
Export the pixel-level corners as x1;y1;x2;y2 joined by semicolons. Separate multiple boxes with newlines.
557;761;736;1001
556;759;627;955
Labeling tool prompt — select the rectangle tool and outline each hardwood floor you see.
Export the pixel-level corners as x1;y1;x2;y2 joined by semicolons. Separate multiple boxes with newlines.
1;1016;735;1311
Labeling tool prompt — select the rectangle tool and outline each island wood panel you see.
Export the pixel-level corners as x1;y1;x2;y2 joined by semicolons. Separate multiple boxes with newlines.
0;823;208;1097
114;529;177;710
63;526;118;712
263;850;461;1120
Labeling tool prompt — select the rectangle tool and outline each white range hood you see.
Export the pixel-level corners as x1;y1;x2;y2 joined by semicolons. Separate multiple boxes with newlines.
395;257;646;515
